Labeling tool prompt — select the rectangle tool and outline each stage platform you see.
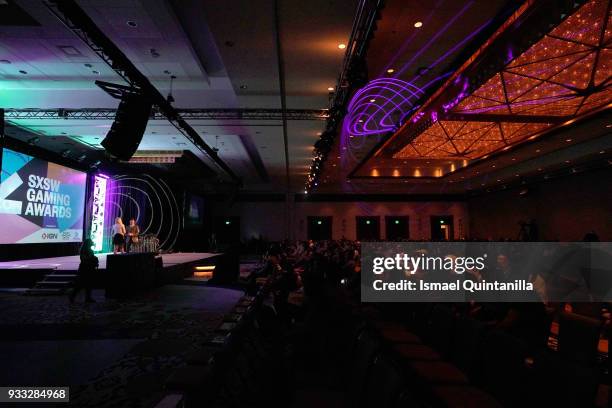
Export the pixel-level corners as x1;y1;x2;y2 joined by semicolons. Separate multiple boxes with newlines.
0;252;219;272
0;252;225;289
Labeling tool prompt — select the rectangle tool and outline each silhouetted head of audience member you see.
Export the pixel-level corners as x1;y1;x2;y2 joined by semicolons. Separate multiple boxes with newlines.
582;231;600;242
81;238;94;255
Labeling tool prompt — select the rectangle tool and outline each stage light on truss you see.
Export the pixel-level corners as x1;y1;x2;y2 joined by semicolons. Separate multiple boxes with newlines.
125;150;184;164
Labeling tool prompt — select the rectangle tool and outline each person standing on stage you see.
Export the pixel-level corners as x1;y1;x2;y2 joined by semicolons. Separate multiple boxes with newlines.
126;218;140;253
69;239;98;303
112;217;126;254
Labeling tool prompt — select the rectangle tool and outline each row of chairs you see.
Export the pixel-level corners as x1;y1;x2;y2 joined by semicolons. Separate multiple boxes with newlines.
340;303;602;407
158;276;287;407
154;260;605;407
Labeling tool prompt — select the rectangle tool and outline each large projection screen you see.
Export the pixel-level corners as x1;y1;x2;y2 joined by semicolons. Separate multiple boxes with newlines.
0;148;87;244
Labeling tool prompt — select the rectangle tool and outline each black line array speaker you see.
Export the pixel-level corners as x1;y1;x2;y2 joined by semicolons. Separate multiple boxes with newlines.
101;93;152;160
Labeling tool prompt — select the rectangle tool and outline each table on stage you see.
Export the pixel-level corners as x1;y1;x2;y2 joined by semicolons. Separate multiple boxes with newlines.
105;252;162;298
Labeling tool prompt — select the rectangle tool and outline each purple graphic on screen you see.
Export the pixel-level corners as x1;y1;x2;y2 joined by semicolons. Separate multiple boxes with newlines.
0;148;86;244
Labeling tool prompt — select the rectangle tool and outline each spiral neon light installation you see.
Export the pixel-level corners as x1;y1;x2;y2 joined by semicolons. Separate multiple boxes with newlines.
103;174;182;252
346;78;425;136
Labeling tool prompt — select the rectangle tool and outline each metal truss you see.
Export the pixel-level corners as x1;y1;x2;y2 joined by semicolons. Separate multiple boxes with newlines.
330;0;384;111
43;0;240;184
4;108;329;121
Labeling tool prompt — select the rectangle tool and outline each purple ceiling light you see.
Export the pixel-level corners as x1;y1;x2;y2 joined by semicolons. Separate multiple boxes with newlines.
346;78;425;136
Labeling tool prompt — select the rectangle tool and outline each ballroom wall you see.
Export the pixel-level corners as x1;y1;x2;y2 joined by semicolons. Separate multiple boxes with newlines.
210;197;468;241
467;167;612;241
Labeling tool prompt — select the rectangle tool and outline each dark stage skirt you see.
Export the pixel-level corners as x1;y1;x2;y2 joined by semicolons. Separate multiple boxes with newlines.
113;233;125;245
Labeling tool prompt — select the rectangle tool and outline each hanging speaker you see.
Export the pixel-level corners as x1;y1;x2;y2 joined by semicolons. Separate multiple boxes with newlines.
101;93;152;160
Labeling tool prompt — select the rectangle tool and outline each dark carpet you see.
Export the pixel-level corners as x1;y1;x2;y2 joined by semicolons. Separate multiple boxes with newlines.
0;284;243;407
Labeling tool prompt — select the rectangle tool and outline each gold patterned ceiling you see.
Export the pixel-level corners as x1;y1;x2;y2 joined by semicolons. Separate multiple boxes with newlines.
394;0;611;162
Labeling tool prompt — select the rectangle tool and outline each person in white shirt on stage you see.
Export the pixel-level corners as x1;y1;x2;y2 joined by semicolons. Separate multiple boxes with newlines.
111;217;126;254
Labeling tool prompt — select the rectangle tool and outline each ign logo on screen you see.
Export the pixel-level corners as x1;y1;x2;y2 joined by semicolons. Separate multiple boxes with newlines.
41;233;58;240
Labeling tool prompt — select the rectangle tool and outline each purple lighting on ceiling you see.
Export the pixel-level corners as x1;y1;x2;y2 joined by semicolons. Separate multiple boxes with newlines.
442;77;469;112
380;0;446;77
506;47;514;63
345;72;454;137
395;0;475;77
345;11;494;138
346;78;425;136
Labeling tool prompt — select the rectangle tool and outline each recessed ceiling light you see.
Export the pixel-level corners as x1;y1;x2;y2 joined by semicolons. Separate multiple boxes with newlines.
126;20;137;27
535;149;541;153
386;68;395;74
606;124;612;128
0;59;10;64
600;150;605;154
511;158;516;161
19;70;27;74
239;84;248;89
84;63;92;68
92;70;100;75
327;87;334;91
414;21;423;28
369;99;376;103
537;168;542;171
338;43;346;49
565;138;572;142
57;45;82;56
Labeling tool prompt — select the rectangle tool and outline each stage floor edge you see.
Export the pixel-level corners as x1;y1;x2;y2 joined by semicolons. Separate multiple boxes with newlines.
0;252;221;272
